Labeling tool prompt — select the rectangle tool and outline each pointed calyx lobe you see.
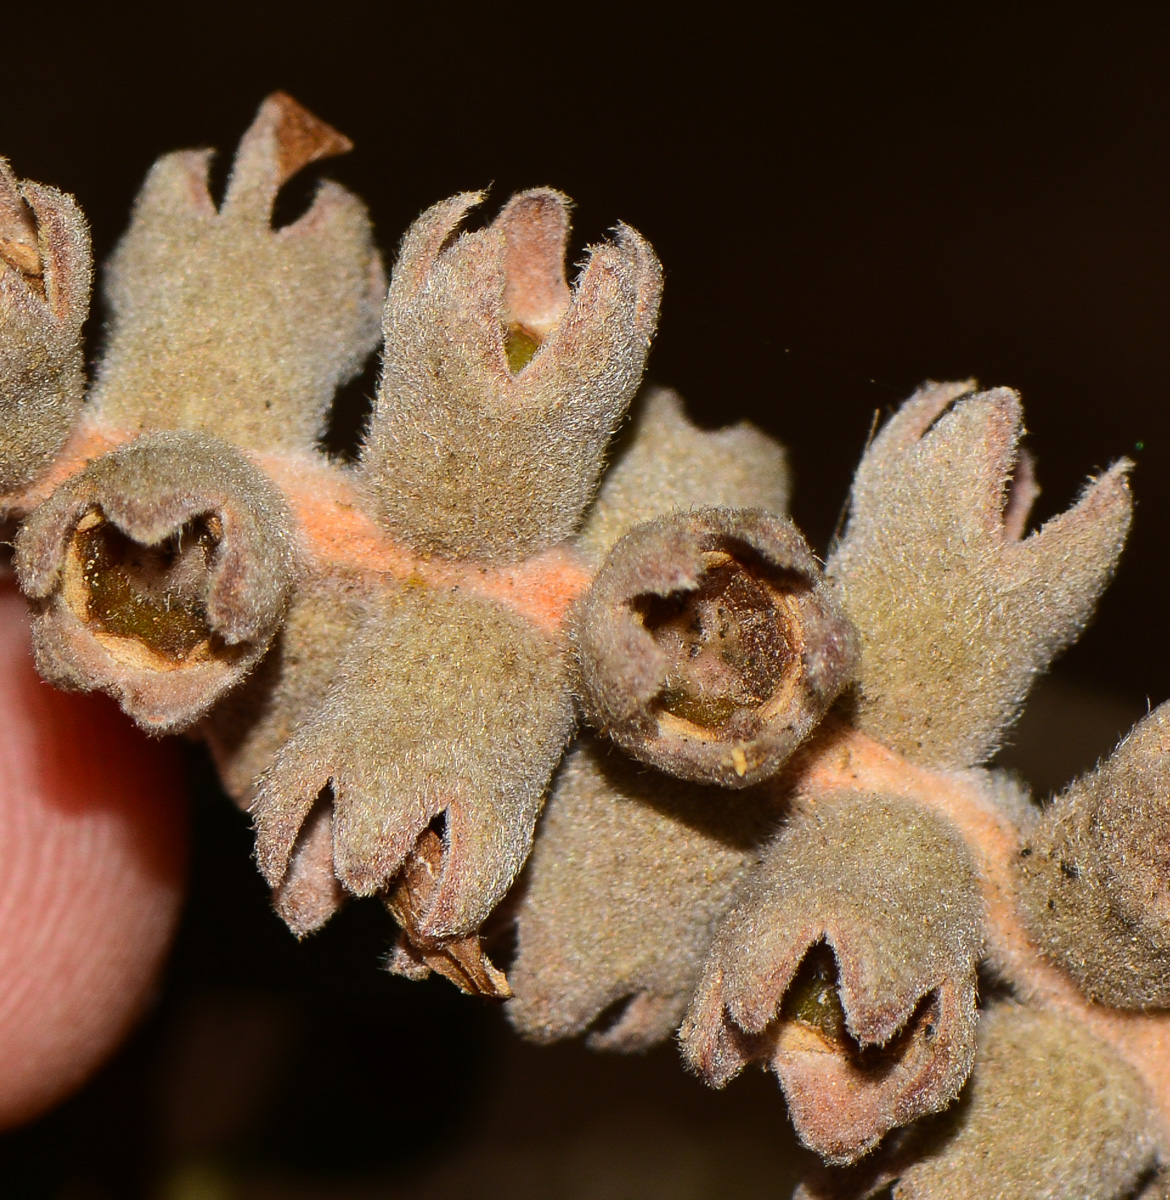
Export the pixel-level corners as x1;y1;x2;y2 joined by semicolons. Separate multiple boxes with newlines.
1018;701;1170;1007
508;737;778;1049
252;583;575;942
0;158;92;497
575;507;857;787
681;791;983;1165
361;188;663;563
797;1005;1157;1200
576;386;791;566
828;381;1132;769
88;92;384;452
14;431;296;732
267;795;347;939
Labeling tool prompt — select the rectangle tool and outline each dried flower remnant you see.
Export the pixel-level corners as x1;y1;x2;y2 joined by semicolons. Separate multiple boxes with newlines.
575;507;858;786
385;827;512;1001
4;94;1170;1197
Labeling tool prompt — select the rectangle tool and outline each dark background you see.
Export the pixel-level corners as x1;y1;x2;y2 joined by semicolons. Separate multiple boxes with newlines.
1;6;1169;1196
3;6;1167;698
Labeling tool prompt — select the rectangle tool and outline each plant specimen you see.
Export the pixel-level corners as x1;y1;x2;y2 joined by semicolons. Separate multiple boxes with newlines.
2;92;1168;1197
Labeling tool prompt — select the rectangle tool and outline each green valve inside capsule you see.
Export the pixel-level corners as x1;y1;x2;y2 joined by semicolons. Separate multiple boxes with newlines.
781;944;848;1045
504;323;542;374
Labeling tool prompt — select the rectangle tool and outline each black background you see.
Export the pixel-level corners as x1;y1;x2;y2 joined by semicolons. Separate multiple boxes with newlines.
3;6;1167;698
2;5;1169;1195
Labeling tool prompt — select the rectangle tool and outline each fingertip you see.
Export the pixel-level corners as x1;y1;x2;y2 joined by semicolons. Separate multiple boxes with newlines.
0;582;189;1129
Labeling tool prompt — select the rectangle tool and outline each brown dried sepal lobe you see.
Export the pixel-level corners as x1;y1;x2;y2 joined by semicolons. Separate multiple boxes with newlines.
14;430;296;732
575;507;858;787
224;90;353;220
385;828;512;1001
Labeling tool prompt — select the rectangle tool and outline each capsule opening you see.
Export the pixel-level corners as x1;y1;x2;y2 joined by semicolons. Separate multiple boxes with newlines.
632;543;805;741
64;508;222;668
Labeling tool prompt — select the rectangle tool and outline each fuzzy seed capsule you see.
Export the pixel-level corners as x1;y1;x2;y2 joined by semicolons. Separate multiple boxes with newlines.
0;159;91;497
508;737;778;1049
681;790;983;1164
575;507;858;787
829;381;1133;769
361;188;662;562
1018;701;1170;1006
14;430;296;731
88;93;384;452
252;582;575;940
